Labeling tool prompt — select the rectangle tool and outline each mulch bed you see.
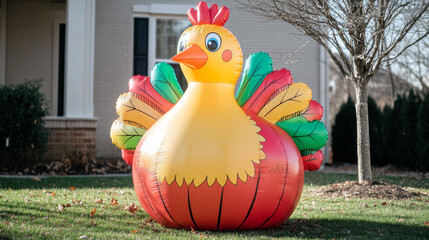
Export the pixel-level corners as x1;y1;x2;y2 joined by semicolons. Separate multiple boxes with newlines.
1;158;131;176
314;181;427;200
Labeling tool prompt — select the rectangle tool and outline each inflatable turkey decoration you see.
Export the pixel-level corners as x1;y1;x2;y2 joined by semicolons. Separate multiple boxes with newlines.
111;1;328;230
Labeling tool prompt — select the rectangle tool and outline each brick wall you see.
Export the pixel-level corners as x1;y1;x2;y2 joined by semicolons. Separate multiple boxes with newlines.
43;117;98;163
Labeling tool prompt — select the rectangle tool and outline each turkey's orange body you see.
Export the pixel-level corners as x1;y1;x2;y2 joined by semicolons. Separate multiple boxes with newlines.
132;113;304;230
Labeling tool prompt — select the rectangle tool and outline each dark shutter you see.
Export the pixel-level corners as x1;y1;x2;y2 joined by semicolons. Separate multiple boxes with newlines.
58;23;66;116
134;18;149;76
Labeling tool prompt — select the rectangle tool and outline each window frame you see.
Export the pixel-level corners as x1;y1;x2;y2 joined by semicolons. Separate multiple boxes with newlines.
133;5;191;77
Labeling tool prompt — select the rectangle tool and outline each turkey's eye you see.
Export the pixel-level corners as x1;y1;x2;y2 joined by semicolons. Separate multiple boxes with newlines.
178;34;187;52
205;33;221;52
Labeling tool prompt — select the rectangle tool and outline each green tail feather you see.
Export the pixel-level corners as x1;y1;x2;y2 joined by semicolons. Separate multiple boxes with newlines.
276;116;328;151
150;62;183;104
110;119;146;151
300;149;317;156
236;52;273;106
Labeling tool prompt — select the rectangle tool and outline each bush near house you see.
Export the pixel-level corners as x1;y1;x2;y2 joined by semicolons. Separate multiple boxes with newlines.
332;90;429;172
0;80;48;170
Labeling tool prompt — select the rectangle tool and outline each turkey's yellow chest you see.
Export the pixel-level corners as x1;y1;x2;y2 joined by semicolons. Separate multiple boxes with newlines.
138;82;266;187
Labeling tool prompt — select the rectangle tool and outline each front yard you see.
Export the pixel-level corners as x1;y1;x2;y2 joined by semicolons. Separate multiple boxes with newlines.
0;172;428;239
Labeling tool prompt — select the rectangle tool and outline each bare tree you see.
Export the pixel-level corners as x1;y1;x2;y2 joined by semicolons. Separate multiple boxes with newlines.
393;36;429;93
239;0;429;184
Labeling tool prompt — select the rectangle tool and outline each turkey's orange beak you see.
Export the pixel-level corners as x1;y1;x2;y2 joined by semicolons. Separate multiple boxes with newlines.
172;44;208;70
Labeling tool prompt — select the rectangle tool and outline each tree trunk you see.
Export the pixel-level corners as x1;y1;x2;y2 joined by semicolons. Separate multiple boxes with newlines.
354;81;373;184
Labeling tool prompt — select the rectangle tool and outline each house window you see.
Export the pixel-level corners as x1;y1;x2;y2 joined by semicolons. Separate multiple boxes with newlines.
134;17;191;91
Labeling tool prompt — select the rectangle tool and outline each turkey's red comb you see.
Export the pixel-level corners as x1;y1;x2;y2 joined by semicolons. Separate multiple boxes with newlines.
187;1;229;26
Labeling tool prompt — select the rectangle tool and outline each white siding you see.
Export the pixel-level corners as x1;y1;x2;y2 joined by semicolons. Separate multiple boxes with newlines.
5;0;65;115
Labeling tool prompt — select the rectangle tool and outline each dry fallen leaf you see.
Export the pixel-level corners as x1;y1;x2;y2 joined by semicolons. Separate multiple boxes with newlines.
58;204;66;212
130;230;138;234
125;203;139;214
70;187;76;191
95;199;103;204
72;199;82;205
382;202;388;206
90;208;97;218
110;197;118;206
424;222;429;226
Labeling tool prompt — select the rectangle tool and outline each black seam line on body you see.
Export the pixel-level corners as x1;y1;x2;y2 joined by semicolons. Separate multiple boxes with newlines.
135;163;164;224
155;180;184;228
272;159;303;226
216;188;225;230
152;151;183;229
188;188;199;230
256;124;290;229
236;163;262;230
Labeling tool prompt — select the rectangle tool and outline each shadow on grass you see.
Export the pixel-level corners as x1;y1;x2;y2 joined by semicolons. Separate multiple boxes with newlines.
1;192;427;239
209;218;429;239
0;176;133;190
2;203;427;240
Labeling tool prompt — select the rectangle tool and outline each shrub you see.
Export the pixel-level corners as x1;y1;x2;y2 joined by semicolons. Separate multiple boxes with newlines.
395;90;421;170
367;96;382;165
417;93;429;172
0;80;48;170
332;90;429;172
376;105;393;166
332;97;357;164
332;96;381;165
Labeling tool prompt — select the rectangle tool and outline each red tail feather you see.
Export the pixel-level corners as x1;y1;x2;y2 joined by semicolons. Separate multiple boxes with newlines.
242;68;293;114
128;75;173;115
302;100;324;121
302;150;323;171
122;149;134;166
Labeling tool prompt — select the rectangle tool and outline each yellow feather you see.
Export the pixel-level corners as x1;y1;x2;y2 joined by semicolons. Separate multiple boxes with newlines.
258;83;312;124
116;93;162;130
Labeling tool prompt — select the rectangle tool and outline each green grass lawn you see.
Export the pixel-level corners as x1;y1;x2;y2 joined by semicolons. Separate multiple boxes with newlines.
1;172;428;239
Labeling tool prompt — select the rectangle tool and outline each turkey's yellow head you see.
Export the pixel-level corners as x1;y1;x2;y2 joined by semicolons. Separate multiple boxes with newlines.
172;2;243;85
